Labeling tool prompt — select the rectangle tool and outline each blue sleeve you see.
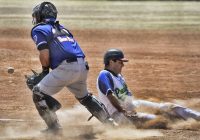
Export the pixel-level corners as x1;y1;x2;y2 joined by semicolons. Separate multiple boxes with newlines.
31;31;48;49
98;71;114;96
31;25;52;49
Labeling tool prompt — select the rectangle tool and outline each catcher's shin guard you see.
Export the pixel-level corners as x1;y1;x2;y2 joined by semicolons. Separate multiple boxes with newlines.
32;86;61;129
78;94;117;125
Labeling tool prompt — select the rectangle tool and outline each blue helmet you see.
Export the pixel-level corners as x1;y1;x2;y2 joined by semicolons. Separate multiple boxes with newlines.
32;2;57;24
104;49;128;65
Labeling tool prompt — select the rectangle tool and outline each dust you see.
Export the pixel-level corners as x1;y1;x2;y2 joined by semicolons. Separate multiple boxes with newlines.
170;119;200;131
140;116;168;129
0;105;163;140
57;105;164;140
1;103;200;140
57;104;95;125
0;120;41;139
97;128;163;140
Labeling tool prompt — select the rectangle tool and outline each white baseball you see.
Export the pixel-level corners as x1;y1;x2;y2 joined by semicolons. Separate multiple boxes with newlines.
7;67;14;74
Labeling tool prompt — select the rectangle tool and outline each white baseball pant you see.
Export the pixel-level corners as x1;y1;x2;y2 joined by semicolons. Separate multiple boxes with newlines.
125;98;200;121
37;58;89;98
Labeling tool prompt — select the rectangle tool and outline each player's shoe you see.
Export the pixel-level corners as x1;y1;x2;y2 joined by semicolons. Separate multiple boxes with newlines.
41;124;62;134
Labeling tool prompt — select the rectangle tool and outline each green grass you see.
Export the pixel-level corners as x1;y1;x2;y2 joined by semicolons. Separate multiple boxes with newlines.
0;0;200;30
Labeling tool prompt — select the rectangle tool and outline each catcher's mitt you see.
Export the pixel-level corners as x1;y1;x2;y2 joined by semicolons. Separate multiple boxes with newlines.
25;69;48;90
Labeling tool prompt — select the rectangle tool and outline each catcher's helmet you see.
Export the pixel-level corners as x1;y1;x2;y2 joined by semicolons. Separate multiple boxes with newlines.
104;49;128;65
32;1;57;24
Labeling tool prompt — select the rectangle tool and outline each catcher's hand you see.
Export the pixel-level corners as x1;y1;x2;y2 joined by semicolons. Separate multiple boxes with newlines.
25;69;48;90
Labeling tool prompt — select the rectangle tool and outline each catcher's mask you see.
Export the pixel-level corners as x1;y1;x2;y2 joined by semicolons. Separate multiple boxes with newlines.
104;49;129;66
32;1;57;25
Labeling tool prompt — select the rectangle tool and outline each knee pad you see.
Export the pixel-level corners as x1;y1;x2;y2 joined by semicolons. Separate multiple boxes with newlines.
78;94;111;123
32;86;61;129
32;86;61;112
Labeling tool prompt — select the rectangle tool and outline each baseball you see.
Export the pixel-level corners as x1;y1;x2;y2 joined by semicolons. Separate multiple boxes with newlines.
7;66;14;74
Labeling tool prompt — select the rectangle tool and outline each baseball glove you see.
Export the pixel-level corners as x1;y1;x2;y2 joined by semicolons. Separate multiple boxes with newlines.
25;69;48;90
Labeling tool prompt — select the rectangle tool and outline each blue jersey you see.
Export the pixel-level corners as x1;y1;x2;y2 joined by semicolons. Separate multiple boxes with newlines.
31;22;85;69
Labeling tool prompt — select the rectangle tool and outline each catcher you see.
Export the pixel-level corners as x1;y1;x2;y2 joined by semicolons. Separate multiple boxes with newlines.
97;48;200;127
27;1;116;133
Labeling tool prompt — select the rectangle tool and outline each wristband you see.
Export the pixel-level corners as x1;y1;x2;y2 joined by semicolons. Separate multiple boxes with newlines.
42;66;49;74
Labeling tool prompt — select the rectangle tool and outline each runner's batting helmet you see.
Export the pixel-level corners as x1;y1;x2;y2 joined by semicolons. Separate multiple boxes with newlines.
104;49;128;65
32;2;57;25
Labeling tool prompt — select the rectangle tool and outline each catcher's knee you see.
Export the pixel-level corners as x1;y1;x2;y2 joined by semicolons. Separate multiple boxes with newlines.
32;86;61;113
77;94;111;123
32;87;49;115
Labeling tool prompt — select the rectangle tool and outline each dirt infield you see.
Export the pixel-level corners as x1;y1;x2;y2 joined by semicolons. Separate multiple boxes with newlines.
0;28;200;139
